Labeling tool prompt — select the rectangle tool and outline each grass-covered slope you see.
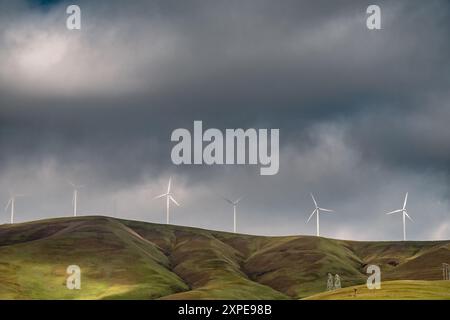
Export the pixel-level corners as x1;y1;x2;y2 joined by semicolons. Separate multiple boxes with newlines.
0;217;188;299
0;216;449;299
304;280;450;300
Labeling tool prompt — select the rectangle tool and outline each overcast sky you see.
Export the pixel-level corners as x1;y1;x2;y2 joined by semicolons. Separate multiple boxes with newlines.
1;0;449;240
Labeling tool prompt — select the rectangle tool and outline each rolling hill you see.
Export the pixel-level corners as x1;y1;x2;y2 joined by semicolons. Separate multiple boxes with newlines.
0;216;449;299
304;280;450;300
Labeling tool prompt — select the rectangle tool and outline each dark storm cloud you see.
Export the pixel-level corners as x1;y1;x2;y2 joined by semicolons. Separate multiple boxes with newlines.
0;0;449;239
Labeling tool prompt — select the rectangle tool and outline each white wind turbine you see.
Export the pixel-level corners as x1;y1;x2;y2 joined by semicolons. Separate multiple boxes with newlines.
222;196;244;233
68;181;85;217
154;178;180;224
306;193;335;237
386;192;412;241
5;192;25;224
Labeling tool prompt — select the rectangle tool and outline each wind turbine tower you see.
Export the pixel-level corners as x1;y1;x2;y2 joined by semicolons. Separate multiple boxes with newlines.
154;178;180;224
386;192;413;241
306;193;335;237
223;196;244;233
5;193;24;224
68;181;84;217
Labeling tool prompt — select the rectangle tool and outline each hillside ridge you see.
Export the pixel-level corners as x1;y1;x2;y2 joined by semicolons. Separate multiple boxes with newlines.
0;216;449;299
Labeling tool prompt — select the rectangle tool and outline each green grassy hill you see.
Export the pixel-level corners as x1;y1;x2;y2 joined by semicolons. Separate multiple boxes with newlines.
304;280;450;300
0;216;449;299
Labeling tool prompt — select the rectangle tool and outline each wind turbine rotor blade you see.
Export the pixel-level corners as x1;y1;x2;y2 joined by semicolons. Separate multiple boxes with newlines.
386;209;402;215
307;209;317;223
310;193;317;207
167;178;172;193
68;180;85;189
4;199;12;212
169;196;180;206
319;208;334;213
154;193;168;200
403;192;408;209
221;196;234;205
234;196;245;204
404;211;413;221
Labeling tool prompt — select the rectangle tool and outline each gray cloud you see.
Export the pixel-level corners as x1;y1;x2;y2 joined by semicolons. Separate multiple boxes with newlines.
0;0;449;240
